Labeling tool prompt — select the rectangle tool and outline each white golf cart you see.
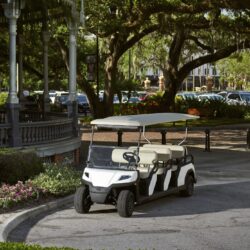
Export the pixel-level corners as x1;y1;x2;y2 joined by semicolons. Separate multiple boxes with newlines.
74;113;199;217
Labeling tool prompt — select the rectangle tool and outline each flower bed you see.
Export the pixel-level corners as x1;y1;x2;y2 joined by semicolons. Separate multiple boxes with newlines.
0;164;81;212
0;181;40;209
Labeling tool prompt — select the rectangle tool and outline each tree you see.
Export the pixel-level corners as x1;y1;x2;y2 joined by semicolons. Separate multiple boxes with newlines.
1;0;250;116
158;10;250;110
217;52;250;90
80;0;250;116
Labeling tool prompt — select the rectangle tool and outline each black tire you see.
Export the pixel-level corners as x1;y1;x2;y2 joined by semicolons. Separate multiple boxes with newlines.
180;174;194;197
74;185;92;213
117;190;134;217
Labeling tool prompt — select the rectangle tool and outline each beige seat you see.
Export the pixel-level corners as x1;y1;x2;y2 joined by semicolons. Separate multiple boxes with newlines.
136;151;158;179
129;146;171;175
111;148;134;164
112;148;158;179
143;144;186;159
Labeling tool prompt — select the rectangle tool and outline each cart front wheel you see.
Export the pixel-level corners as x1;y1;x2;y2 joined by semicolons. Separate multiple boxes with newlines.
74;185;92;213
180;174;194;197
117;190;134;217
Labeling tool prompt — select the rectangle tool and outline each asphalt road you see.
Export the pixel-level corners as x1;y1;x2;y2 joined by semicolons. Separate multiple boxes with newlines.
9;148;250;250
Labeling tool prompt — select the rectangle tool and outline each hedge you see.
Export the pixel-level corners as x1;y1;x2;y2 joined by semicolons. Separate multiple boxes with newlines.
0;148;43;185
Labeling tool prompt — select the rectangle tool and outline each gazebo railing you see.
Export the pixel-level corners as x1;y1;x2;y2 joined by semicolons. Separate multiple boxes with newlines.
0;123;11;147
20;118;75;146
0;110;69;123
0;110;6;123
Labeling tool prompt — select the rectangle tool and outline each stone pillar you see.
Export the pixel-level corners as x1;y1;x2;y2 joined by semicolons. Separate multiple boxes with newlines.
206;76;213;92
3;1;23;147
158;75;165;91
42;30;51;114
68;20;77;105
67;17;78;137
144;77;151;90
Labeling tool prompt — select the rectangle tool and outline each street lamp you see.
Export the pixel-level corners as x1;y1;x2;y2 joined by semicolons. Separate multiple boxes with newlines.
80;0;85;27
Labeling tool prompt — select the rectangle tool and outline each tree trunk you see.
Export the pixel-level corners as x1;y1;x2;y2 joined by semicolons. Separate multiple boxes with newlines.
162;71;179;112
102;55;118;117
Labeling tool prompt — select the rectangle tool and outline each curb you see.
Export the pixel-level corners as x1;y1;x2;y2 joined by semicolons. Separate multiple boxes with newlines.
0;194;74;242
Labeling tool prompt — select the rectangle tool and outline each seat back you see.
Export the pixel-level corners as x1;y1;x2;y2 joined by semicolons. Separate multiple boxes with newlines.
143;144;186;158
111;148;134;164
112;148;157;165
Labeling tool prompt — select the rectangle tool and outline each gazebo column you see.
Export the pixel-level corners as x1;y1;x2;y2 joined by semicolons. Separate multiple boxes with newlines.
67;18;78;137
42;30;51;115
3;0;23;147
18;32;24;103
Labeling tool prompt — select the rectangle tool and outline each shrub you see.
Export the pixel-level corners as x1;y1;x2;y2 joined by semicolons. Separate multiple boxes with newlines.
0;92;8;108
202;99;228;118
0;242;77;250
0;149;43;185
0;181;39;209
31;164;82;196
222;104;246;118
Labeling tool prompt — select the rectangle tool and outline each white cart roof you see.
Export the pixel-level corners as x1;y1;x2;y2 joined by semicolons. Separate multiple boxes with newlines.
91;113;199;128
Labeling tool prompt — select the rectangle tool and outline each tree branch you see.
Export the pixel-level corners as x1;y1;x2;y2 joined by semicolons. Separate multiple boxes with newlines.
117;24;160;59
178;39;250;82
188;35;214;53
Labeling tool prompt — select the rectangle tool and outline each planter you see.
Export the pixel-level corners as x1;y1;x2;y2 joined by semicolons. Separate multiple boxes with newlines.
187;108;200;116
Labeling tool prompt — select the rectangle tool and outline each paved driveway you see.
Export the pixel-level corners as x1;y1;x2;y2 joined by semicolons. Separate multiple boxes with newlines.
9;148;250;250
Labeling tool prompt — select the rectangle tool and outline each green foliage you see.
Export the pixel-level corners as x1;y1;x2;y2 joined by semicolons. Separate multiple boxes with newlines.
0;242;77;250
221;104;247;119
175;97;205;113
32;164;82;196
175;97;248;118
217;52;250;90
79;115;93;124
0;149;43;185
0;92;8;108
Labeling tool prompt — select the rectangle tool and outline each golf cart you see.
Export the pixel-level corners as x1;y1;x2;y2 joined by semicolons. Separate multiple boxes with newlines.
74;113;199;217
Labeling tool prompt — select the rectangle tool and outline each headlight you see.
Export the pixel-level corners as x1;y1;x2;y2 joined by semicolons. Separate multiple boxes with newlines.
118;175;131;181
84;172;89;178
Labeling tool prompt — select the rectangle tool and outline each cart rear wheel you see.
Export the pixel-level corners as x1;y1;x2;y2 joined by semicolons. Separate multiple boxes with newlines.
180;175;194;197
117;190;134;217
74;185;92;213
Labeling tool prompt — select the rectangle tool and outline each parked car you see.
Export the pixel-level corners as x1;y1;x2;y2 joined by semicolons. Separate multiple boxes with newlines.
217;91;228;98
224;91;250;106
54;93;69;111
113;94;120;104
176;92;198;100
77;94;90;114
198;93;224;101
49;91;56;104
128;96;140;103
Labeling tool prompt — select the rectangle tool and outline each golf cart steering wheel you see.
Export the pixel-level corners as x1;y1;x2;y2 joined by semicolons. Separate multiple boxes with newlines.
123;152;139;168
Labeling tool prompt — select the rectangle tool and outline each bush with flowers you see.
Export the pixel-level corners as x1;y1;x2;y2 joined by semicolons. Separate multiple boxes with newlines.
0;181;40;209
137;92;165;114
0;164;82;210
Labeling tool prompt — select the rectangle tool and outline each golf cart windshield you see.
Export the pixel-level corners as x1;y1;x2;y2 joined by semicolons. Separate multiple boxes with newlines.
88;145;129;170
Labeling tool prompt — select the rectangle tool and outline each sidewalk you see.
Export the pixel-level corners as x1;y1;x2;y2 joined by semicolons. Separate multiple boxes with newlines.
81;124;250;152
1;124;250;242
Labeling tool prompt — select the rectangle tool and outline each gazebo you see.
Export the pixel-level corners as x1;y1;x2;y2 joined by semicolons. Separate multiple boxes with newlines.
0;0;84;165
